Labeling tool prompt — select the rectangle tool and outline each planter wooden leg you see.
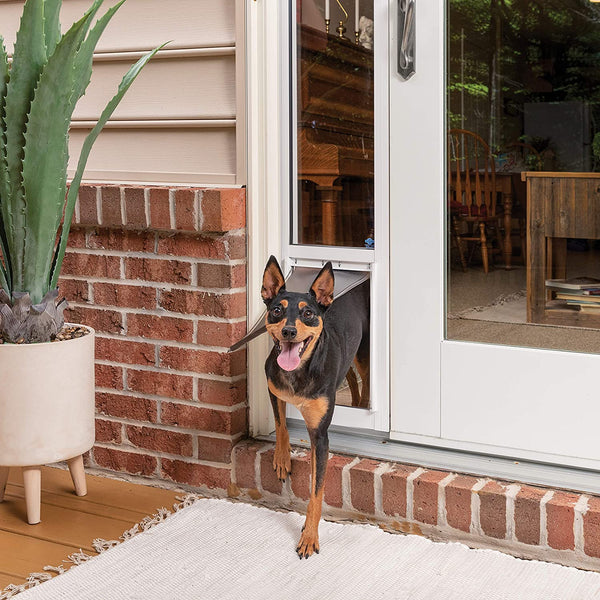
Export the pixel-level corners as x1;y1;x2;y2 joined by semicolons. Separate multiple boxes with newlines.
67;455;87;497
0;467;9;502
22;466;42;525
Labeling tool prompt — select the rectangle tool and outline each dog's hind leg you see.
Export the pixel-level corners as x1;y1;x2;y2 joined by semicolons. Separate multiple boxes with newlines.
269;391;291;480
346;367;361;406
354;340;370;409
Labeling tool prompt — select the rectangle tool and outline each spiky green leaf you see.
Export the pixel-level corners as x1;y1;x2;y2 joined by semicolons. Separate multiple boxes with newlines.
43;0;63;57
51;43;167;289
70;0;126;112
3;0;46;290
0;36;11;291
22;0;104;303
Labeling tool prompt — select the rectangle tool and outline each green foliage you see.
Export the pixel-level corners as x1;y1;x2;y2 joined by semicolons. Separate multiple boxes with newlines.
0;0;164;306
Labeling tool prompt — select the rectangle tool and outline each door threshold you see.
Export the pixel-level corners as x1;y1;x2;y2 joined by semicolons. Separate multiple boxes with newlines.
259;419;600;495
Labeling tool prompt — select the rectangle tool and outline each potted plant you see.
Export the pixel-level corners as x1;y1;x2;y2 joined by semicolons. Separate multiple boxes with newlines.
0;0;164;524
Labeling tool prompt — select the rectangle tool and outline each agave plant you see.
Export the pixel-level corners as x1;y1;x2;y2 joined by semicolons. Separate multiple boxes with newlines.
0;0;164;343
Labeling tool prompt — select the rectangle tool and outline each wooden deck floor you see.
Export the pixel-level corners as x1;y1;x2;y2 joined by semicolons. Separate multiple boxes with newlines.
0;466;179;591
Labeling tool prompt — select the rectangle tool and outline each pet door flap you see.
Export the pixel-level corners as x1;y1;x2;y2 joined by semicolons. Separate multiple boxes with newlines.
229;267;370;351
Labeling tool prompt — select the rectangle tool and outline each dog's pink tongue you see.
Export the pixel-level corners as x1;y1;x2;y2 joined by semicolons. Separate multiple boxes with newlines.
277;341;302;371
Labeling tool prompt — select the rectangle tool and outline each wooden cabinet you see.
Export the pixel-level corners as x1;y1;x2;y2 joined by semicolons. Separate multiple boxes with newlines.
524;171;600;326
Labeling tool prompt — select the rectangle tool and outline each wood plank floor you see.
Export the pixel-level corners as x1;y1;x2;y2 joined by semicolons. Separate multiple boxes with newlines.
0;466;179;591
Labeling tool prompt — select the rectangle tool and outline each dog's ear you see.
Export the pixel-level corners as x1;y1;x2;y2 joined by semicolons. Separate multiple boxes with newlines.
309;262;334;308
261;256;286;304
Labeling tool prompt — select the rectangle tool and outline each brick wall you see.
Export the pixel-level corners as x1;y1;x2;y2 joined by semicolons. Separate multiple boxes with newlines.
61;184;247;489
230;440;600;571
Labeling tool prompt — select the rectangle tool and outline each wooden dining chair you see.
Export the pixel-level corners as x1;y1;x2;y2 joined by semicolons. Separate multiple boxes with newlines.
448;128;504;273
499;141;543;264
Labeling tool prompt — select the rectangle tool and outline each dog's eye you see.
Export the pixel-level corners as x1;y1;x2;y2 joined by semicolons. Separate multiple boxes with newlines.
271;306;282;317
303;309;313;319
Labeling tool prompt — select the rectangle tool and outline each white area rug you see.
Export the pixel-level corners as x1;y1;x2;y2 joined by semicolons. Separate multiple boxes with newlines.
8;497;600;600
451;291;527;324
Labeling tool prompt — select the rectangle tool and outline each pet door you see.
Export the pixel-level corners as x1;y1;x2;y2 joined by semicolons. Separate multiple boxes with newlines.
232;266;371;409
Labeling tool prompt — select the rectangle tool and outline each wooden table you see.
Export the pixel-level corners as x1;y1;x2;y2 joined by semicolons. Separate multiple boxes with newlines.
523;171;600;326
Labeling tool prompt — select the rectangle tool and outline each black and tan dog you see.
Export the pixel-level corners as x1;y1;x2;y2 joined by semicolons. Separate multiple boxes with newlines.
261;256;369;558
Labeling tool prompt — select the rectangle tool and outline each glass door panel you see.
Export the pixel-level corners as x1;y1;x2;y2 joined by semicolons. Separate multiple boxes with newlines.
447;0;600;354
295;0;375;248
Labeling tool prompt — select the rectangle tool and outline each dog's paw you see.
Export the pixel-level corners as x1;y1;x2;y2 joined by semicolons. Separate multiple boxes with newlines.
296;530;319;559
273;446;292;481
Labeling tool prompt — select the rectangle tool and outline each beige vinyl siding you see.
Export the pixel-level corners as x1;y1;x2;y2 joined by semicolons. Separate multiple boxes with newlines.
0;0;242;185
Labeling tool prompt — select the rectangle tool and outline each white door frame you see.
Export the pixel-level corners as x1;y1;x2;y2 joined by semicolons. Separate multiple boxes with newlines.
388;0;600;471
246;0;389;435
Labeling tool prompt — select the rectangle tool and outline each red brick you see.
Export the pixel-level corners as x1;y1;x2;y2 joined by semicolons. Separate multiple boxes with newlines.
93;283;156;310
197;436;235;463
161;459;230;489
158;289;246;318
161;402;247;436
197;263;246;289
159;346;246;377
126;426;193;457
157;233;227;259
350;459;380;514
196;320;247;348
58;278;89;303
95;337;155;366
514;485;545;545
101;186;122;226
88;229;155;253
478;481;507;539
61;253;121;279
95;419;122;444
198;379;246;407
125;257;191;285
127;369;193;400
201;189;245;232
233;440;263;489
66;306;123;334
260;448;282;494
225;232;246;260
290;451;311;501
149;188;171;230
124;187;147;228
545;491;578;550
175;188;196;231
95;363;123;389
584;496;600;558
412;470;448;526
96;392;158;423
77;186;99;225
66;228;87;248
381;465;416;518
445;475;477;533
93;446;157;477
127;313;193;343
324;455;354;508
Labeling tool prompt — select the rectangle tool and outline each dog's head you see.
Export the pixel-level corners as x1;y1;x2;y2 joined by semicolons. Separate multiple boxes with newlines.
261;256;334;372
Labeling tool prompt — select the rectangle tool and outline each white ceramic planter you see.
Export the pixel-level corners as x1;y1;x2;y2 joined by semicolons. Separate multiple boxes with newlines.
0;325;95;524
0;325;95;467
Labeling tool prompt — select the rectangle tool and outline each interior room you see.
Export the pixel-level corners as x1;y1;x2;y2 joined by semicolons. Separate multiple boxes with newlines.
446;0;600;354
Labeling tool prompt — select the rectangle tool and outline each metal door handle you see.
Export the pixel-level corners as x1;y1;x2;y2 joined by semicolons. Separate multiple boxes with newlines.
398;0;415;80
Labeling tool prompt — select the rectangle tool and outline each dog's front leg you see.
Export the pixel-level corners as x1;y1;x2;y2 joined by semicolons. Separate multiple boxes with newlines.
269;391;291;480
297;427;329;558
297;397;331;559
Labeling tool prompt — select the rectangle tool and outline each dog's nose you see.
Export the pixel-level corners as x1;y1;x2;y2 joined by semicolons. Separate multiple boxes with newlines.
281;326;297;340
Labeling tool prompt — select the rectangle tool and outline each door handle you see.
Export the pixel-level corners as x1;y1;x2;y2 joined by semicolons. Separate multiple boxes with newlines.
398;0;416;80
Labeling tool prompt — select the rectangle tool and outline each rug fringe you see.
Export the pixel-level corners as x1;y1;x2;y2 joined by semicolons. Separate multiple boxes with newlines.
0;493;204;599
